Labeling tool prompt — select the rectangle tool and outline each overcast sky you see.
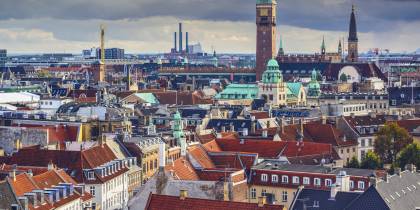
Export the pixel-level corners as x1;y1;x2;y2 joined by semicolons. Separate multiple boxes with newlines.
1;0;419;54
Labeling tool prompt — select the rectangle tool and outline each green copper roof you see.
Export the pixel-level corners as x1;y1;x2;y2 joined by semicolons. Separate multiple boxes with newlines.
257;0;276;4
134;93;159;104
215;84;258;100
174;110;182;120
267;59;279;68
286;82;302;97
262;59;283;84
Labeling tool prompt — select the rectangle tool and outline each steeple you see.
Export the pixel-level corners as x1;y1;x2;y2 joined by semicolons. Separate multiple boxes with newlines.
321;36;326;55
349;5;358;42
347;4;359;62
338;39;342;54
278;36;284;56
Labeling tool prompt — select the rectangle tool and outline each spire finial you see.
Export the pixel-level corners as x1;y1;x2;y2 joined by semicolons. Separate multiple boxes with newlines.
352;4;355;12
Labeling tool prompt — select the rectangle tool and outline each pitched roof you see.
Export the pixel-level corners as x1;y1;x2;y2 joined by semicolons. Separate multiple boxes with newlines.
165;157;200;180
292;188;361;210
188;145;216;169
145;193;284;210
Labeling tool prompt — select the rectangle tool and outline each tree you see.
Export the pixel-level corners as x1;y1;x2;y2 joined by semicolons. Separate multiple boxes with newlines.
375;123;413;164
361;151;382;169
397;143;420;169
347;156;360;168
340;74;348;83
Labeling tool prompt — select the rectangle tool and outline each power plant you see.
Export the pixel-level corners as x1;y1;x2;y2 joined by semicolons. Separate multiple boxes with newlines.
172;22;190;54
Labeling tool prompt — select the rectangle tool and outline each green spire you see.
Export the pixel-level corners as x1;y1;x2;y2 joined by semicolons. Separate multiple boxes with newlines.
311;69;317;81
278;36;285;56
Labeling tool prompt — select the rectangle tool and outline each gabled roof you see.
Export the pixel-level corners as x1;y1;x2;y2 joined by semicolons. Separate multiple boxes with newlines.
188;145;216;169
165;157;200;181
292;188;361;210
145;193;284;210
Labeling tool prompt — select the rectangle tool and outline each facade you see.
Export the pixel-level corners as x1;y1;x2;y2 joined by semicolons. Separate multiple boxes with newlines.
306;69;321;98
320;103;368;117
256;0;277;81
337;114;387;161
258;59;306;107
248;161;373;209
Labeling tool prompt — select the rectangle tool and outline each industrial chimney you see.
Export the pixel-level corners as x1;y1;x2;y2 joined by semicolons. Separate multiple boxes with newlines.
179;23;183;53
186;32;189;54
174;32;177;52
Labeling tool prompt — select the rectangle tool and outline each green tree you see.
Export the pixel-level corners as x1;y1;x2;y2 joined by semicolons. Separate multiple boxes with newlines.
375;123;413;164
340;74;348;83
361;151;382;169
397;143;420;169
347;156;360;168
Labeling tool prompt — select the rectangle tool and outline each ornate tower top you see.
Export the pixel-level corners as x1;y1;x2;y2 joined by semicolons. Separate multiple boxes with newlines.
349;5;358;42
257;0;277;4
321;36;326;55
262;59;283;84
278;36;285;56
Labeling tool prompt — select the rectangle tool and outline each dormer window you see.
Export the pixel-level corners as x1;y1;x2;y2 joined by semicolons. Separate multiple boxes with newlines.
314;178;321;186
261;174;268;182
292;176;300;185
282;175;289;183
87;171;95;180
325;179;332;187
272;175;278;183
358;181;365;189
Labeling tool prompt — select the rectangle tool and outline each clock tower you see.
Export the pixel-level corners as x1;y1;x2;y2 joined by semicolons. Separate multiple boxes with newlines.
347;5;358;62
256;0;277;81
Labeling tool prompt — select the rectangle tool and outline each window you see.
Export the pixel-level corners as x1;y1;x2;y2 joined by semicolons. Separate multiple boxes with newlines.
292;176;300;184
314;178;321;186
282;175;289;183
358;181;365;189
90;186;96;196
369;139;373;147
87;171;95;180
325;179;332;187
303;177;310;185
272;175;278;183
350;181;354;189
282;191;288;202
250;188;256;199
261;174;268;182
261;189;267;197
361;139;366;147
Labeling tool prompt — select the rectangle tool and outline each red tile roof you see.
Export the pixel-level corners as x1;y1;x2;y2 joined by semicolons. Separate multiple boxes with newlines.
249;111;270;119
208;152;257;169
214;138;336;159
188;145;215;169
145;193;284;210
165;157;199;180
393;119;420;133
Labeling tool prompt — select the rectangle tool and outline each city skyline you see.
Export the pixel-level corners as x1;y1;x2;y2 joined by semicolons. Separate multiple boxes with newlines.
1;0;420;54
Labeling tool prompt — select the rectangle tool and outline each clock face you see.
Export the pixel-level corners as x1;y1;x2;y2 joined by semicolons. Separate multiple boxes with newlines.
260;9;269;16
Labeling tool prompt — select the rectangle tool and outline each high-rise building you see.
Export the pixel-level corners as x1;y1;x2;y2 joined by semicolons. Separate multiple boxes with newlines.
0;49;7;68
256;0;277;81
347;5;358;62
96;48;125;59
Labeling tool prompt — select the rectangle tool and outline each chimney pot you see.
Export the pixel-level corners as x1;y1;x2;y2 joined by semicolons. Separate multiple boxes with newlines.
179;190;188;200
258;196;267;207
395;167;402;177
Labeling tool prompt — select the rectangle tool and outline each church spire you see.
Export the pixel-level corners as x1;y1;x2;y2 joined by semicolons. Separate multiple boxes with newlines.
278;36;284;56
321;36;326;55
338;39;342;54
349;4;358;42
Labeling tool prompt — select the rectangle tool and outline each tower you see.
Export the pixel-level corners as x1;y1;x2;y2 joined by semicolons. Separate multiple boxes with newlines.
338;40;342;55
321;36;326;56
256;0;277;81
347;5;358;62
179;23;183;53
258;59;286;106
172;111;186;156
308;69;321;97
277;36;284;57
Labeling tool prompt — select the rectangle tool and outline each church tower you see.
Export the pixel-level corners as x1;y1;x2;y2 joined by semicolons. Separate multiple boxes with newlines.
347;5;358;62
256;0;277;81
258;59;286;106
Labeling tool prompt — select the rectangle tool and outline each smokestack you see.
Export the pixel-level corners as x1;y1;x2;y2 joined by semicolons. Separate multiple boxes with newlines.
186;32;189;54
179;23;183;53
174;32;177;52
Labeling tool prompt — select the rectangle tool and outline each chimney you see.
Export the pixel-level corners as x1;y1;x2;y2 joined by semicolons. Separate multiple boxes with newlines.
48;161;54;171
251;121;256;134
280;117;285;134
174;32;177;52
33;190;45;205
335;171;350;192
221;126;226;133
300;118;304;134
258;196;267;207
330;184;338;200
27;169;33;177
179;23;183;52
179;190;187;200
384;174;390;183
10;164;17;181
322;115;327;124
18;197;29;210
186;32;189;54
243;128;249;136
369;176;378;187
262;130;268;138
24;193;38;208
158;143;166;168
405;164;417;173
395;167;402;177
230;123;235;132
